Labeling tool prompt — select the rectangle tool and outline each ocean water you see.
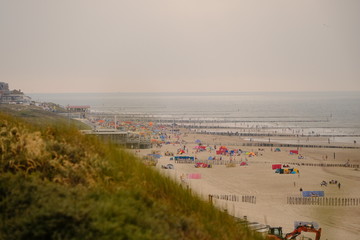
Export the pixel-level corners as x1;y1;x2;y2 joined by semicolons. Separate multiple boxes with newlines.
29;92;360;139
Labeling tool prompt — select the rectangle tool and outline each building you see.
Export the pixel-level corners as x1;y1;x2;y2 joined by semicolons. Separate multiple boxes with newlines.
81;129;152;149
0;82;31;104
66;105;90;118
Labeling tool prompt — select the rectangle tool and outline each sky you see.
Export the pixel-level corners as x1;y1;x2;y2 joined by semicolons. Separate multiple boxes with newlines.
0;0;359;93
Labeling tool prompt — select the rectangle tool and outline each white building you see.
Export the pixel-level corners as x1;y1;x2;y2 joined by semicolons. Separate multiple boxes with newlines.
0;82;31;104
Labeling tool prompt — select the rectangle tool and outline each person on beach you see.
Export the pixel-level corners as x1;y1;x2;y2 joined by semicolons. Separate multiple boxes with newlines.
338;182;341;189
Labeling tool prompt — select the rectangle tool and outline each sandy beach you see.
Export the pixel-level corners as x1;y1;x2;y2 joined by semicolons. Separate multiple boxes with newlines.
136;130;360;240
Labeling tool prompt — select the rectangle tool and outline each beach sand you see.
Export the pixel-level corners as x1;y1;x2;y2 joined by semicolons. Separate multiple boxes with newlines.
136;130;360;240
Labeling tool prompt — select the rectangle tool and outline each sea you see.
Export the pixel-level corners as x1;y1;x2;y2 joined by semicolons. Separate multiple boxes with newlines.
29;92;360;143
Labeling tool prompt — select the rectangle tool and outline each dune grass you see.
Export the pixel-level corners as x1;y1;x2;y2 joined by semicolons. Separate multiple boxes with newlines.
0;111;264;240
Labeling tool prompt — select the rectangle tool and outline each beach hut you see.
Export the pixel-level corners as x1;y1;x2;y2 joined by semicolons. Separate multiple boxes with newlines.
272;164;282;170
174;156;195;161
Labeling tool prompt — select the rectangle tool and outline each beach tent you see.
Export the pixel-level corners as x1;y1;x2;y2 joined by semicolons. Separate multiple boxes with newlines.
246;152;256;156
195;139;202;144
290;150;299;155
274;148;281;152
178;149;185;154
240;162;248;166
302;191;324;197
195;146;206;151
147;154;162;159
216;146;228;155
208;156;214;160
272;164;282;170
195;163;210;168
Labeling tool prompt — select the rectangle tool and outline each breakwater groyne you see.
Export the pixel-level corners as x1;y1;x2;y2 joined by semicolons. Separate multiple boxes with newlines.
174;159;359;168
190;133;360;149
194;130;360;138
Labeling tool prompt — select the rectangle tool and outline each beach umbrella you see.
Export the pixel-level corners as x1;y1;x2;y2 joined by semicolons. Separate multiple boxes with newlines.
195;139;202;143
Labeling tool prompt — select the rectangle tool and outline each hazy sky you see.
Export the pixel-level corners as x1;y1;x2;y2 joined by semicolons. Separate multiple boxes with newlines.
1;0;359;93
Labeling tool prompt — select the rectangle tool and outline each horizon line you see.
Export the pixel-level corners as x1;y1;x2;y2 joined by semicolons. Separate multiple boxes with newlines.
27;90;360;95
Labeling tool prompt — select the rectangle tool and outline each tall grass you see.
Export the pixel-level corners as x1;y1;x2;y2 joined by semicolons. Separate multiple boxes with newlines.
0;111;264;240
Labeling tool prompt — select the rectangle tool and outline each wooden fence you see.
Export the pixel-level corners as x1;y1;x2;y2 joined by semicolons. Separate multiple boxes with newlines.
175;159;245;165
175;159;359;168
287;197;360;206
208;194;256;204
298;162;359;168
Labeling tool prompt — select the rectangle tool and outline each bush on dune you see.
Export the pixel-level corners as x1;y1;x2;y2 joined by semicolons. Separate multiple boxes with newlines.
0;112;262;240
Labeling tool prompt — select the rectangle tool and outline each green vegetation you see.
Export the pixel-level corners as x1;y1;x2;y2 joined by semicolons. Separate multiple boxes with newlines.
0;104;90;129
0;110;263;240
